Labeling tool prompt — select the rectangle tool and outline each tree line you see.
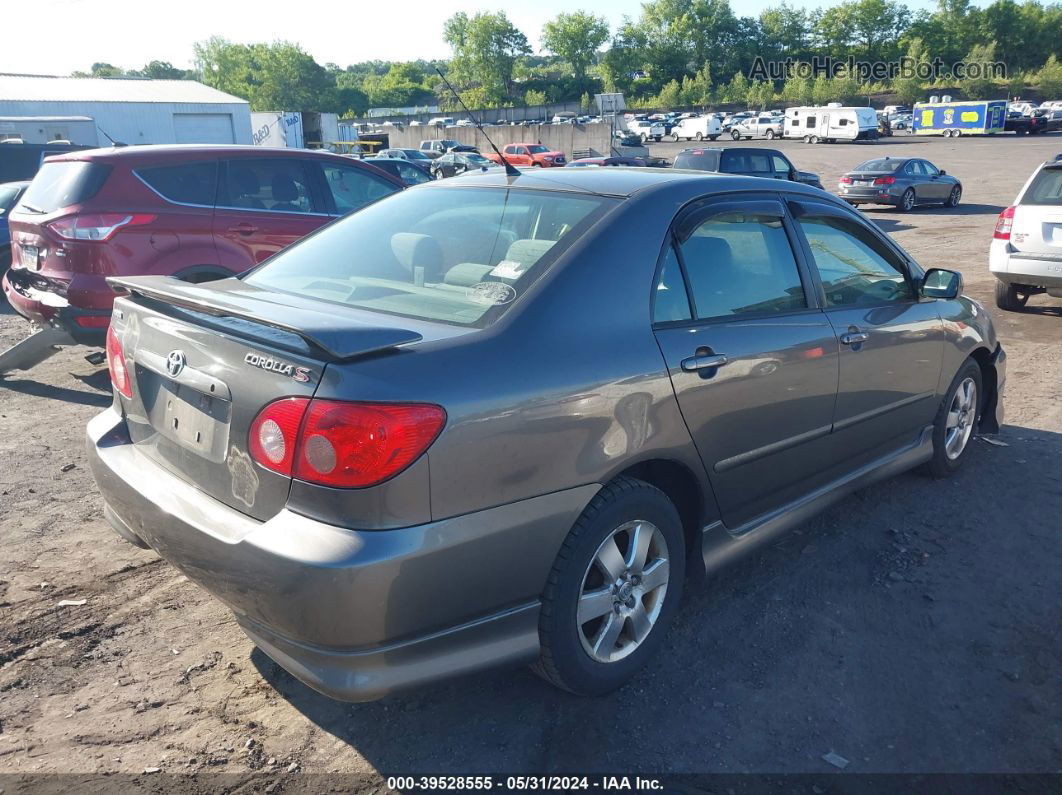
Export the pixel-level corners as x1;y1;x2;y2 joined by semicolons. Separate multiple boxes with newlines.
74;0;1062;115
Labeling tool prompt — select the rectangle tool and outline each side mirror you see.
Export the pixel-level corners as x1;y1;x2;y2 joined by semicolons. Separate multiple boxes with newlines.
921;268;963;299
938;169;946;175
789;169;798;181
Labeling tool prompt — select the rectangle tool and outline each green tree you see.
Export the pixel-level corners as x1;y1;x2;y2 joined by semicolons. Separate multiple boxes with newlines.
444;11;531;105
811;74;834;104
525;88;548;105
893;37;930;105
959;41;1001;98
655;79;683;108
194;38;336;111
1037;54;1062;98
541;11;610;85
723;71;750;104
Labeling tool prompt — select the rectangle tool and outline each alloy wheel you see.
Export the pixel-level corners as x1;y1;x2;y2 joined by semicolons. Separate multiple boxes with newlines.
945;377;978;460
577;520;670;664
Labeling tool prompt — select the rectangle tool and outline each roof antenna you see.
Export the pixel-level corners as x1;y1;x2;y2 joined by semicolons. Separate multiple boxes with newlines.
434;67;520;178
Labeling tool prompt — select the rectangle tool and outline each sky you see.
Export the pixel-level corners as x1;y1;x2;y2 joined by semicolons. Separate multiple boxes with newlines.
10;0;953;77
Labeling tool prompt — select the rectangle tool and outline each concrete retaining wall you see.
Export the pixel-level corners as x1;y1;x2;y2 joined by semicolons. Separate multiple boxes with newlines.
383;124;614;159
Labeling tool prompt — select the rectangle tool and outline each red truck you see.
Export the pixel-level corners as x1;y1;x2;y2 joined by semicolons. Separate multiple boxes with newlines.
485;143;566;168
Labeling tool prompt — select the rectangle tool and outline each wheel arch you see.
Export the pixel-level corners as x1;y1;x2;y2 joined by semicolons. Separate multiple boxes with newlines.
969;346;1001;434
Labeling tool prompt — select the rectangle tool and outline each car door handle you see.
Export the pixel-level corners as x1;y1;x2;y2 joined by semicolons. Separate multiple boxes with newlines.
227;223;258;236
840;331;869;345
681;353;729;372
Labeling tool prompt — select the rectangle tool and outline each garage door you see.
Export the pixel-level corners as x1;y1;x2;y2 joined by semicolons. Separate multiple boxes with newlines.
173;113;235;144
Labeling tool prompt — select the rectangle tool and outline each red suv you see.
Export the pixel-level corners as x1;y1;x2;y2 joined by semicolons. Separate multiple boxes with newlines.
3;145;403;346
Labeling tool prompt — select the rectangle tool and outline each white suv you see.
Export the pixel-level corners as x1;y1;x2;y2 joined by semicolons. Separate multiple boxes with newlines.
990;155;1062;311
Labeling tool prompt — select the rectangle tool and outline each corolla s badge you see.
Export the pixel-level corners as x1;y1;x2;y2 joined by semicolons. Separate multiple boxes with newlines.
166;350;186;377
244;351;312;383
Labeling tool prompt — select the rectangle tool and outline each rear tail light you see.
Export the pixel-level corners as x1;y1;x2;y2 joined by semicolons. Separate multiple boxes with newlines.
839;176;852;184
106;324;132;398
248;399;446;488
48;213;155;242
994;205;1016;240
873;176;896;185
75;315;111;328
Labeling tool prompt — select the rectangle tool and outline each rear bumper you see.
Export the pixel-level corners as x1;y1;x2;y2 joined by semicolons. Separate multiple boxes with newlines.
2;268;112;344
989;241;1062;289
87;407;597;701
838;187;901;205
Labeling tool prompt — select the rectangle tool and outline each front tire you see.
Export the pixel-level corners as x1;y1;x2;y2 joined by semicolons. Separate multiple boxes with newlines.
926;360;982;478
534;477;685;696
995;280;1030;311
946;185;962;207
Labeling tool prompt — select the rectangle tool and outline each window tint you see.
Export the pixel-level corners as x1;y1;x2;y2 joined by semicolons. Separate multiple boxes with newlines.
1023;166;1062;205
771;155;791;177
905;161;924;176
806;116;816;127
679;211;806;320
796;215;912;306
838;118;849;126
244;187;611;327
0;184;23;213
320;162;397;214
222;159;316;213
137;161;217;205
920;160;939;176
720;151;773;175
854;159;902;173
18;161;109;214
396;162;431;185
673;150;720;171
652;245;692;323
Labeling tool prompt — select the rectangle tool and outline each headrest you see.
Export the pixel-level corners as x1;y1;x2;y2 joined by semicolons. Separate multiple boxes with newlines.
391;232;444;274
443;263;494;287
271;174;299;202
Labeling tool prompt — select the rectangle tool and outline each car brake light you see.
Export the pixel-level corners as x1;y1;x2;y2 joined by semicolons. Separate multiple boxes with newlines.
994;205;1016;240
48;213;155;242
839;176;852;184
106;324;132;398
75;315;111;328
247;399;446;488
873;176;896;185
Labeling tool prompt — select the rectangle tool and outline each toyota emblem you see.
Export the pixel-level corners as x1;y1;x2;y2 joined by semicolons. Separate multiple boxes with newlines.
166;350;186;378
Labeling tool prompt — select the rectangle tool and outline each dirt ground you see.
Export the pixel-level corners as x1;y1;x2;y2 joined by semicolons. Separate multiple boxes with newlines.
0;135;1060;788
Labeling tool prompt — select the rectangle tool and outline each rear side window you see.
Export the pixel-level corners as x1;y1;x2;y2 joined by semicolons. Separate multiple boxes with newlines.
136;161;217;205
18;161;109;214
1023;166;1062;205
679;211;807;320
221;158;317;213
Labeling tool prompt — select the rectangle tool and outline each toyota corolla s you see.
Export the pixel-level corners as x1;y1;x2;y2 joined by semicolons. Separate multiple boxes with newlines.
88;168;1005;701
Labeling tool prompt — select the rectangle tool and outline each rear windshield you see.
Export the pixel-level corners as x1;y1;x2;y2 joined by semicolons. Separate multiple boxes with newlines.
17;161;109;214
854;159;902;173
673;151;720;171
1022;165;1062;205
244;187;613;327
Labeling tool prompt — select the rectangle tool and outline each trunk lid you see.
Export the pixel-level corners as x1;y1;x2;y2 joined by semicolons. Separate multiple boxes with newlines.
109;275;426;521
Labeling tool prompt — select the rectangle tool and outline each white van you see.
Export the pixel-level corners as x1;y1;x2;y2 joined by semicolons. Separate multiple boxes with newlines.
784;106;879;143
428;117;455;127
671;114;722;142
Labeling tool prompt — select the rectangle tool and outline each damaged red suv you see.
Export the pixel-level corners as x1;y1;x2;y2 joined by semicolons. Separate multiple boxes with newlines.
2;145;403;351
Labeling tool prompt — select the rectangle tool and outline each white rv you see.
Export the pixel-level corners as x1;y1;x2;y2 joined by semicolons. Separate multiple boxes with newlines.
784;105;879;143
671;114;722;142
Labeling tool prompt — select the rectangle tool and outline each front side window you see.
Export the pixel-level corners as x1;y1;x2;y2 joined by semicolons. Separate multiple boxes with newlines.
920;160;940;176
244;187;612;327
796;215;912;307
320;163;397;214
222;159;316;213
771;155;791;177
678;211;807;320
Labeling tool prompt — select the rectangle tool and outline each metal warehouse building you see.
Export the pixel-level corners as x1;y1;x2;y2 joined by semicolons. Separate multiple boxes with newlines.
0;74;252;146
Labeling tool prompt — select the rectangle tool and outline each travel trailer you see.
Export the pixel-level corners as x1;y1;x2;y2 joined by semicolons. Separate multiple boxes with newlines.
783;105;879;143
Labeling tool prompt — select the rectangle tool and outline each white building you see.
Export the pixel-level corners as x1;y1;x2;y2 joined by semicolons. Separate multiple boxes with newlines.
0;74;252;146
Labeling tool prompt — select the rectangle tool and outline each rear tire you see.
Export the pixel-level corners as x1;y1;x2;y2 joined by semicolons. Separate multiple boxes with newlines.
731;129;741;140
534;476;685;696
926;360;982;478
995;280;1030;311
694;132;703;142
899;188;916;212
765;129;775;140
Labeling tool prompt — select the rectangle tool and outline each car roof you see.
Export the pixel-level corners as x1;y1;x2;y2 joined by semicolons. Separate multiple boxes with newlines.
1;180;31;188
41;144;364;165
430;165;830;200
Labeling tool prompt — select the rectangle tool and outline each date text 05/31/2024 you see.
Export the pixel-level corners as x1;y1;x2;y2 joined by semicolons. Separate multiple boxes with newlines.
385;776;665;791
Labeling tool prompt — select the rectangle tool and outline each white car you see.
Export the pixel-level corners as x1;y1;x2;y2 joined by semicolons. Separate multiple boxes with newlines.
990;154;1062;311
729;115;783;140
627;119;665;142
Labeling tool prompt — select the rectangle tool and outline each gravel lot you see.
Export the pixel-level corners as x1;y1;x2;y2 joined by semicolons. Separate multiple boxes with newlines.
1;135;1060;786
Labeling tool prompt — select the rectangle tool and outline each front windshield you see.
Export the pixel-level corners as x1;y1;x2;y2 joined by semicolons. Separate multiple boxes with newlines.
528;145;548;154
245;187;613;327
854;159;902;173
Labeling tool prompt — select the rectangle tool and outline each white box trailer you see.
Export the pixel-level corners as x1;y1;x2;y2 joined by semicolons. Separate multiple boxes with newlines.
784;105;879;143
251;112;340;149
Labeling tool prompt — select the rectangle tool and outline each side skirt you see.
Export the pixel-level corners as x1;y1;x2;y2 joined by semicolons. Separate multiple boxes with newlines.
700;425;934;573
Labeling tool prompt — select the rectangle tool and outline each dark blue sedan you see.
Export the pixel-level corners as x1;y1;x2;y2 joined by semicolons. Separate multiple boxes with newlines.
367;158;433;186
1;181;30;275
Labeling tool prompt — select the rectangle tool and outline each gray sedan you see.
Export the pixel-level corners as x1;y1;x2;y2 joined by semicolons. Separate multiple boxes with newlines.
839;156;962;210
89;168;1004;702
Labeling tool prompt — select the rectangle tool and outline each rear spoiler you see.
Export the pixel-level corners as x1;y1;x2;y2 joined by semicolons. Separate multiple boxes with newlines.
108;276;422;361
